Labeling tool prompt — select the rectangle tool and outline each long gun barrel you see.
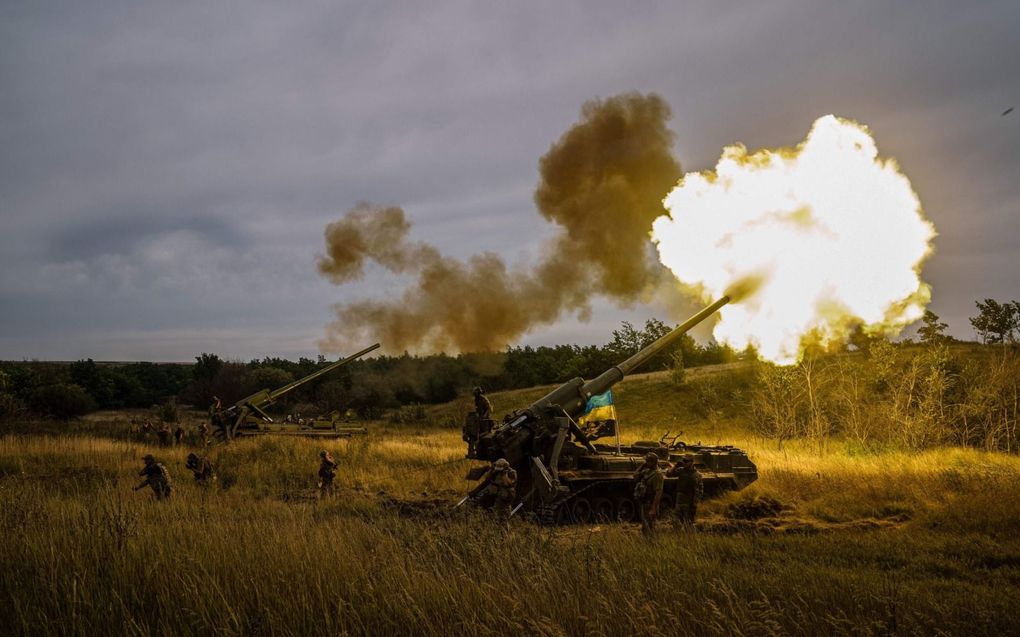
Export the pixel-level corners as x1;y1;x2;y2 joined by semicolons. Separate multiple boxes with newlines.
266;343;381;402
524;296;730;420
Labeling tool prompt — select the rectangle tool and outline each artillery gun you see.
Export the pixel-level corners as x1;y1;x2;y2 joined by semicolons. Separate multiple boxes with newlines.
463;297;757;523
211;343;380;441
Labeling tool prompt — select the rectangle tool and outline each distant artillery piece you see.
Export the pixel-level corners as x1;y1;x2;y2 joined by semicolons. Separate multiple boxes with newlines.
211;343;380;441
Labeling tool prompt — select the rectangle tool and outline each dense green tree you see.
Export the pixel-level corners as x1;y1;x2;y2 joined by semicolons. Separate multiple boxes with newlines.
918;310;950;345
970;299;1019;344
29;383;95;419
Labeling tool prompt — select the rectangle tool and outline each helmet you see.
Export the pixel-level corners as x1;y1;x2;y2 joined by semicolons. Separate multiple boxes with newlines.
320;450;329;458
187;452;198;462
473;386;483;395
644;452;659;464
142;454;155;463
681;456;694;465
493;458;510;470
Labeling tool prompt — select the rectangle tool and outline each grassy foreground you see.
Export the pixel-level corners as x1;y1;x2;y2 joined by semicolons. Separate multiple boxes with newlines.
2;390;1020;635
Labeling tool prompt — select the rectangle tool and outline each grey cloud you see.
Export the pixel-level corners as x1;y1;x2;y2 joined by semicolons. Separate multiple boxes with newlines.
1;1;1018;360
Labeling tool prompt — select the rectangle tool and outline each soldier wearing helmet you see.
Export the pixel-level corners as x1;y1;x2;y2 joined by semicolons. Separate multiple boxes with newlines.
134;454;172;500
632;452;664;536
473;386;492;421
317;450;338;498
487;458;517;521
185;452;216;486
666;455;703;526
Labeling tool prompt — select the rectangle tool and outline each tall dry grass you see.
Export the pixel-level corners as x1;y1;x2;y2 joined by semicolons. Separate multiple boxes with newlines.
2;427;1019;636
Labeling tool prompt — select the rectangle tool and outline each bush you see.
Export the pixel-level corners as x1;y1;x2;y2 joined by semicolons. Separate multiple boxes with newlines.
29;383;96;420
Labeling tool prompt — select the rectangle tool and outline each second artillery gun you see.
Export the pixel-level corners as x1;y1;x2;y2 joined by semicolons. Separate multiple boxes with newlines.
463;297;757;523
211;343;380;441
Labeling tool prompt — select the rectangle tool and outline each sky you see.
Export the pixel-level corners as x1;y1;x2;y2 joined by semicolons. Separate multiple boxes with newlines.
1;1;1017;361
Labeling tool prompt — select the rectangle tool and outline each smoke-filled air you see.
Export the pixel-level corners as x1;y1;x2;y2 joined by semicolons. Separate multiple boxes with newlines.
318;93;683;354
652;115;936;364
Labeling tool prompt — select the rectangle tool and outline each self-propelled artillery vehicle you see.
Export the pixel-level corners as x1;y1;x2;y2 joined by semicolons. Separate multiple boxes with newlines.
211;343;380;441
462;297;756;523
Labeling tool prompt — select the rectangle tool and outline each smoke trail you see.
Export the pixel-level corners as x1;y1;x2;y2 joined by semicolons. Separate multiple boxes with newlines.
317;93;683;353
652;115;936;364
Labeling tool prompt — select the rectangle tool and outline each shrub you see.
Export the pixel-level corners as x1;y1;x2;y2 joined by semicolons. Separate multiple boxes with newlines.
29;383;96;420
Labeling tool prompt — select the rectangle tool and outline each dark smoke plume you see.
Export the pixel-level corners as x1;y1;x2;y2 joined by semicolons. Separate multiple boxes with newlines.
318;93;683;354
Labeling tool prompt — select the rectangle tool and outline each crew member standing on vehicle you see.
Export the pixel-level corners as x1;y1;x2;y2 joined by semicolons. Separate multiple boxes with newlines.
633;452;664;536
473;387;492;421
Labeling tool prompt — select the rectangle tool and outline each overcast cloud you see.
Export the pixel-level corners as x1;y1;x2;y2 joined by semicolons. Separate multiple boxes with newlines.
1;1;1017;361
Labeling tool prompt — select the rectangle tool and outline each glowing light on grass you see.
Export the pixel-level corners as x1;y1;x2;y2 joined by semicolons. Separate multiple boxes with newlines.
652;115;935;364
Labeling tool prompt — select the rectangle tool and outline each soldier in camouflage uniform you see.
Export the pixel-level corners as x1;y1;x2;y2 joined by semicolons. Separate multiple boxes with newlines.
157;422;172;446
197;421;210;446
185;452;216;486
486;458;517;521
666;456;703;526
318;450;338;498
174;425;186;446
473;387;492;421
633;452;664;536
134;455;172;500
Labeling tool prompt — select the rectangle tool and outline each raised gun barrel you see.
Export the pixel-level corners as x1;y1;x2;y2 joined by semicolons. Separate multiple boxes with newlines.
214;342;380;440
525;296;731;420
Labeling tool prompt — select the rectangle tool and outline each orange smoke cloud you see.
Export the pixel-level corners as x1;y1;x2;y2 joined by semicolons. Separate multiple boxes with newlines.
318;93;683;353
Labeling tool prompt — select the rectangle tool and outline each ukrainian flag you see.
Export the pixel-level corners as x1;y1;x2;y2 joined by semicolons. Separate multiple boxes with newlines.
578;390;617;439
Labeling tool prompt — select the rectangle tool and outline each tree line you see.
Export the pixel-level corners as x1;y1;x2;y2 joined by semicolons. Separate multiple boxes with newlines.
0;317;734;421
1;299;1016;425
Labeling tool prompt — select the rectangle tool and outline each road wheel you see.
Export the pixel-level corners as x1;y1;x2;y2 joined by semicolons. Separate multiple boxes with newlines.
592;497;615;522
615;497;636;522
570;497;593;524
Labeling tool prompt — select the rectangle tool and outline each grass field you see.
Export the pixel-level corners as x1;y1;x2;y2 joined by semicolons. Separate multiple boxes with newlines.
2;368;1020;635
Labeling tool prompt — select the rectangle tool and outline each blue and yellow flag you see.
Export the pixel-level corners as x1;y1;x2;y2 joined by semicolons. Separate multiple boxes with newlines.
578;390;617;439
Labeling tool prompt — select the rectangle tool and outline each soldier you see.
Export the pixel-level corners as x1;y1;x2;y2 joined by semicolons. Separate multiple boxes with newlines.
174;425;186;446
666;456;704;527
633;452;664;536
134;455;172;500
473;386;492;421
486;458;517;521
141;418;154;435
157;422;172;446
197;420;211;446
317;450;338;497
185;452;216;486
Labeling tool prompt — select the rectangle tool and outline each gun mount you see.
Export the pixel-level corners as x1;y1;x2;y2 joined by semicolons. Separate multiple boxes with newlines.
463;297;757;523
212;343;380;441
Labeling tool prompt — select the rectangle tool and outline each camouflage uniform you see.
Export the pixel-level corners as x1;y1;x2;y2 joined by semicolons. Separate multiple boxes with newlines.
667;457;703;526
487;458;517;521
318;450;338;497
174;426;185;446
473;387;493;421
135;455;172;500
197;421;210;445
186;453;216;486
157;423;171;446
633;452;664;536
